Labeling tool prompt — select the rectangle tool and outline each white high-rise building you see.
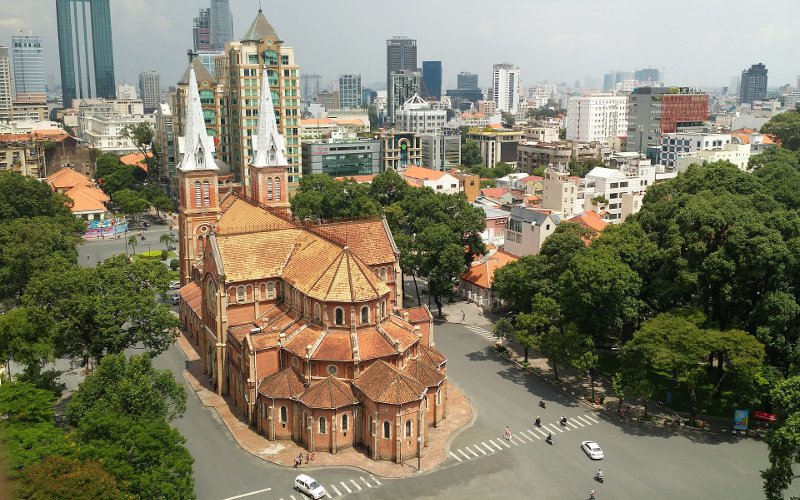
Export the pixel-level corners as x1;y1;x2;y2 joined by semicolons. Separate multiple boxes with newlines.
396;94;446;134
0;47;15;110
11;33;45;102
138;71;161;111
566;93;628;143
492;63;520;114
115;83;137;100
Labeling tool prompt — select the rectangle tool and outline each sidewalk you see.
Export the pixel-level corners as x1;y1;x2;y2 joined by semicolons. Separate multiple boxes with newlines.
175;333;474;478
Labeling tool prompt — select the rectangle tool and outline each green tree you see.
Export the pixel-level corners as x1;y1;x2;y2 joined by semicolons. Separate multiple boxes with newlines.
112;188;149;219
24;256;179;368
121;122;155;177
461;140;483;167
127;234;138;255
415;224;464;317
761;109;800;151
160;232;177;250
500;111;515;128
75;413;195;499
16;456;123;500
66;353;186;426
492;255;553;313
0;172;76;222
290;174;380;221
567;157;605;178
539;222;593;282
369;169;409;206
762;375;800;500
0;307;55;380
559;246;643;343
539;321;588;381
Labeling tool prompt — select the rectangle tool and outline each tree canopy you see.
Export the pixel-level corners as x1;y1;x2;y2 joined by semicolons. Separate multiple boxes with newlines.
761;109;800;151
289;174;380;221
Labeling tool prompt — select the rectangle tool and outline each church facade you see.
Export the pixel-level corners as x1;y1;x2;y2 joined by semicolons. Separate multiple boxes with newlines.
175;58;447;463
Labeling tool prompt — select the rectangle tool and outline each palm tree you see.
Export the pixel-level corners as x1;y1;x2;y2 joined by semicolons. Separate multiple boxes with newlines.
160;232;176;251
127;235;138;255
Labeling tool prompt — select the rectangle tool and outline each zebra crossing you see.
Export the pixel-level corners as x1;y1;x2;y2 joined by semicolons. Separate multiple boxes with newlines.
463;324;496;341
277;475;383;499
447;414;601;464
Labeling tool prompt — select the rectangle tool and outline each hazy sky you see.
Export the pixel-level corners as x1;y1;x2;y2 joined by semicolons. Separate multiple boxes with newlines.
1;0;798;93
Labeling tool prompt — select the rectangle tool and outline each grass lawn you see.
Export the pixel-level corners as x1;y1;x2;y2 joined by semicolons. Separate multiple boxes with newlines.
133;250;177;261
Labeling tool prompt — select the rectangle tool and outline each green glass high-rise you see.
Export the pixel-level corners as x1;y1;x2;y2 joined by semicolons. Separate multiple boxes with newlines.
56;0;116;107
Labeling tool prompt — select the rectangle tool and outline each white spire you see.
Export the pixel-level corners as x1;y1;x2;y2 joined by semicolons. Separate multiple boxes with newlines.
249;66;288;168
178;66;217;171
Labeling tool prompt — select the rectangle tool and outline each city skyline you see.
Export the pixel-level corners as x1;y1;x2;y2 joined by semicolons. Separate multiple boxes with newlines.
0;0;798;95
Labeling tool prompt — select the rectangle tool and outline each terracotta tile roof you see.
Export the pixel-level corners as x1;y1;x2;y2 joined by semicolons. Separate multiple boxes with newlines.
299;375;358;409
333;118;367;127
216;229;299;281
417;344;446;368
64;184;108;213
258;368;306;399
250;329;282;351
216;198;295;234
311;330;354;361
300;118;334;126
46;167;93;190
400;307;431;324
119;152;153;170
403;359;445;387
382;316;420;351
333;174;377;184
0;133;33;142
229;323;256;343
178;282;202;315
227;304;255;327
283;324;326;357
402;165;447;181
354;360;425;404
308;218;396;266
520;175;544;182
568;210;608;233
481;187;508;199
460;250;518;289
356;327;396;360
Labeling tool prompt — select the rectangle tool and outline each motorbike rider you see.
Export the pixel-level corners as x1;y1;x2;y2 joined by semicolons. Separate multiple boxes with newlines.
535;416;541;427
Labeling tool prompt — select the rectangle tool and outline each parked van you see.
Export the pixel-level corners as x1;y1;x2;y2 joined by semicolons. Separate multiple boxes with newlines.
293;474;326;499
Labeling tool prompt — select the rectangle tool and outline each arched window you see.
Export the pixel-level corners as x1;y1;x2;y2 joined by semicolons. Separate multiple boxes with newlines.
436;389;442;405
383;421;391;439
237;286;245;303
360;306;369;325
380;301;386;319
266;282;275;299
194;181;201;207
275;178;281;201
280;406;287;423
341;414;349;432
266;178;273;201
369;416;375;436
380;267;387;281
314;303;321;321
319;416;327;434
405;419;412;437
334;307;344;326
202;181;210;207
303;412;307;431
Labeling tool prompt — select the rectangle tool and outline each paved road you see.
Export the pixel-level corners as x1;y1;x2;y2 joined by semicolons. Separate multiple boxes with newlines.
77;223;173;266
68;246;779;499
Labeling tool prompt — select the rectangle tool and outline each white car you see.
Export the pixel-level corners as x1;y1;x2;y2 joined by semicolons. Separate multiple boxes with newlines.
294;474;327;499
169;280;181;290
581;440;604;460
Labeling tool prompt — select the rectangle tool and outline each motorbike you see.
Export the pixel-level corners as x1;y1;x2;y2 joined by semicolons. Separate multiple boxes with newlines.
595;472;604;483
560;417;568;426
545;434;553;445
539;400;547;409
535;417;541;427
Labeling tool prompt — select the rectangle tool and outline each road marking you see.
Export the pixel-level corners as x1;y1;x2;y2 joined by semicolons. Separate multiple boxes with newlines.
360;477;372;488
547;423;564;433
370;475;382;485
567;421;580;429
500;437;512;448
518;431;534;442
330;485;342;496
482;441;495;452
340;482;352;493
325;490;332;499
350;480;362;491
465;446;480;458
290;496;297;500
474;443;487;455
490;439;505;451
450;451;463;462
585;414;600;423
221;488;272;500
509;435;520;446
572;418;585;427
458;449;472;460
534;427;549;437
577;415;594;426
525;429;541;440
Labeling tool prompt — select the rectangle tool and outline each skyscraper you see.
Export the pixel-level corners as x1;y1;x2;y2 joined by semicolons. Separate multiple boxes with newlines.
740;63;768;104
0;48;15;110
389;70;422;123
193;8;212;52
300;74;322;104
634;68;661;83
56;0;116;106
11;33;45;102
338;74;362;109
492;63;520;114
421;61;442;100
139;71;161;112
210;0;234;51
386;37;417;120
457;72;478;90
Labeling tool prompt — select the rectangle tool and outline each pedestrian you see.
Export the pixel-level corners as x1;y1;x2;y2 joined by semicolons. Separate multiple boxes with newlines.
310;452;315;461
504;426;511;440
305;453;310;464
293;456;299;468
461;310;465;322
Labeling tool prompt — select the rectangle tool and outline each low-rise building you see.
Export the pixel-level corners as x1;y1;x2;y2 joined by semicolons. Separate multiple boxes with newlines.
674;143;751;171
541;168;577;217
401;165;460;195
396;94;447;135
0;133;41;177
659;132;733;169
473;204;509;247
419;133;460;171
466;128;522;168
301;139;382;177
504;206;561;257
459;249;517;311
380;130;421;171
450;170;480;202
517;141;607;172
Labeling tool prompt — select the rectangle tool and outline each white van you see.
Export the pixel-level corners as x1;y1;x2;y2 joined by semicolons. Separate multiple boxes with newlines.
294;474;326;499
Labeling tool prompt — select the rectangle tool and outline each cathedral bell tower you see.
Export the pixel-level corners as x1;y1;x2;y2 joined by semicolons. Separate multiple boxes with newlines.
177;64;220;285
248;65;290;209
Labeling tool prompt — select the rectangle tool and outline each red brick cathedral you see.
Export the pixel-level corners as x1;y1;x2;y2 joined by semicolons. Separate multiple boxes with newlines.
176;62;447;463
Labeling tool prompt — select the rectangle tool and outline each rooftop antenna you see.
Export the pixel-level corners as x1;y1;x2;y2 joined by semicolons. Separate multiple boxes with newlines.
259;0;262;12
